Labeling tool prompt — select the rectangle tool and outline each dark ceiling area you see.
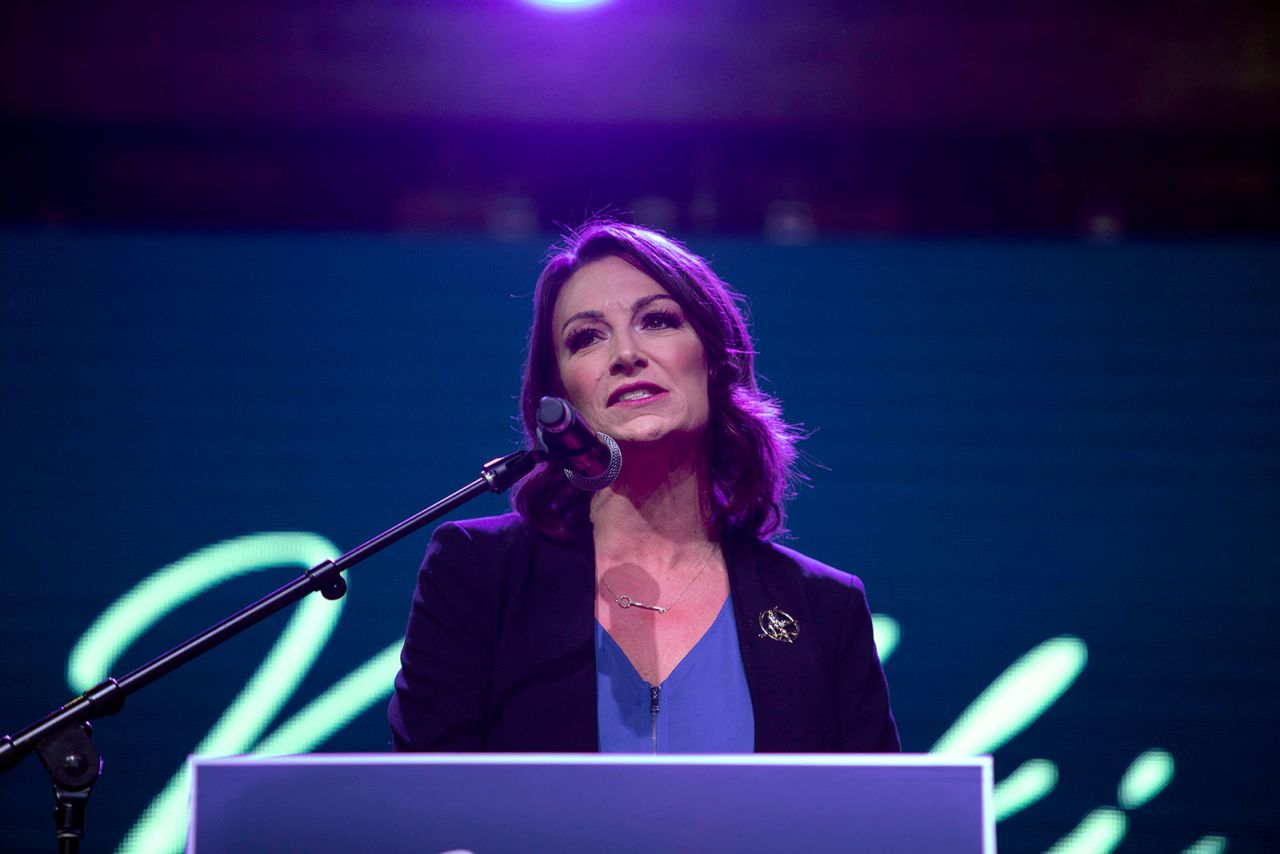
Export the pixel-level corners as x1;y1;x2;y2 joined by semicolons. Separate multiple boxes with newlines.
3;0;1277;238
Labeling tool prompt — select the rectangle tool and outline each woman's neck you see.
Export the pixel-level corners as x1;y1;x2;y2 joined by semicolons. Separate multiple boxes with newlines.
588;437;717;565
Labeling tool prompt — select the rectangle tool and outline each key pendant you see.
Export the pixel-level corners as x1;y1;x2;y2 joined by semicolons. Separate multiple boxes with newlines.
615;595;668;614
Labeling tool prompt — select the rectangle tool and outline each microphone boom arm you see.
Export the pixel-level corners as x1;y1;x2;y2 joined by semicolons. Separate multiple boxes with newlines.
0;444;544;851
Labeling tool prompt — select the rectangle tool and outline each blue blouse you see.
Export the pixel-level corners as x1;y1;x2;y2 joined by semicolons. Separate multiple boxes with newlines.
595;596;755;753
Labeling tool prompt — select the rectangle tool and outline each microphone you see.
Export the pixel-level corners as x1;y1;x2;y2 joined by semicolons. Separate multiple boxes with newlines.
536;397;623;491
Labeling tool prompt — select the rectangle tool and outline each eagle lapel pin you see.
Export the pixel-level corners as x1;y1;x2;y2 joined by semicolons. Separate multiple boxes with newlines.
758;606;800;644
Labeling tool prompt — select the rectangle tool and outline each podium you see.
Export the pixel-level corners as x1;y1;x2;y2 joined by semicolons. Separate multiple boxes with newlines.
189;753;994;853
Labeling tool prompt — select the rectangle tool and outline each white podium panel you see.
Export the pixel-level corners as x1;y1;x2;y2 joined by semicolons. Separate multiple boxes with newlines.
190;753;994;853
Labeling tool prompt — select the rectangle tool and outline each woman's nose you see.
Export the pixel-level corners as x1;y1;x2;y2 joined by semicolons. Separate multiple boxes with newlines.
610;334;648;375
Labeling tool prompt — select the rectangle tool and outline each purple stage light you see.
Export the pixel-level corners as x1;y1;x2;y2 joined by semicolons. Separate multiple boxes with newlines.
520;0;615;12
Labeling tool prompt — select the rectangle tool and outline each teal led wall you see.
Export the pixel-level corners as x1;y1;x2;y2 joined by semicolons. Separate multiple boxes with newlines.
1;231;1276;852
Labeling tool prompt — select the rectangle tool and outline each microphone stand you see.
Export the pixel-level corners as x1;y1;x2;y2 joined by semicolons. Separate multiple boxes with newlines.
0;446;543;853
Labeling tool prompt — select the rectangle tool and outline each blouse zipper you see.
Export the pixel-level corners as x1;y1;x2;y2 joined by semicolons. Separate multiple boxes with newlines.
649;684;661;755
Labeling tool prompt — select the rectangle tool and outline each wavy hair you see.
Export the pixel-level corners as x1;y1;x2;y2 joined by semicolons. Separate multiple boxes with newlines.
511;219;801;541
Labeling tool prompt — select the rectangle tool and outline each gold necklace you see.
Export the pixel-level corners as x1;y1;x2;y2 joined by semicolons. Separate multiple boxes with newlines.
598;543;718;614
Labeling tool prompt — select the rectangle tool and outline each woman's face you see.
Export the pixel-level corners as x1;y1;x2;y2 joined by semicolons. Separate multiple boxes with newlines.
551;255;710;447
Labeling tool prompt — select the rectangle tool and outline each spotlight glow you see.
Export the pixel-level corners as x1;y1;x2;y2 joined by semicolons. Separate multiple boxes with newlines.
521;0;615;11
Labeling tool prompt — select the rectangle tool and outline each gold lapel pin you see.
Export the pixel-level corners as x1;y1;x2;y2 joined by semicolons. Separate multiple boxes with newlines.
758;606;800;644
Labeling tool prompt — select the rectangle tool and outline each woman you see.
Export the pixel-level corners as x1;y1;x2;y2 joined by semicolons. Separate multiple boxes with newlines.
389;220;898;753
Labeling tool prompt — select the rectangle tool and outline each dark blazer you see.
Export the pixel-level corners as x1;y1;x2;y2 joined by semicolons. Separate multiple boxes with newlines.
389;513;899;753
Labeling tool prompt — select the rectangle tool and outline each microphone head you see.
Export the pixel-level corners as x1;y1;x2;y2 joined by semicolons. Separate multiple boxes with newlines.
534;396;622;491
536;396;571;432
563;432;622;492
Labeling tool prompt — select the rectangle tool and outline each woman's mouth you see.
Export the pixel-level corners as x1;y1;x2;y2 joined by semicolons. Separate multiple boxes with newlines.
608;383;668;406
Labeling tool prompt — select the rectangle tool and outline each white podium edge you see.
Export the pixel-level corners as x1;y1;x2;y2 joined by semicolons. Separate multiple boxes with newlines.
189;753;995;854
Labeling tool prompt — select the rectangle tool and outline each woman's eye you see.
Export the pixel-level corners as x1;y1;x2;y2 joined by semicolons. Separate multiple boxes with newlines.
565;328;602;353
641;310;682;330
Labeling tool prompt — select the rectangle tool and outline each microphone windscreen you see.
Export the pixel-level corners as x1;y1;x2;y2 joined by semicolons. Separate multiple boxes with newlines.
537;397;570;432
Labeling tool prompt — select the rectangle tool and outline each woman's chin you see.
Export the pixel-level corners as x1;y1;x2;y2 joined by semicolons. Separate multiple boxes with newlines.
613;427;668;445
612;420;705;449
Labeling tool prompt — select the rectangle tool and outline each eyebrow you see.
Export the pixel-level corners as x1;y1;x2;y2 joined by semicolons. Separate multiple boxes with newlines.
560;293;678;335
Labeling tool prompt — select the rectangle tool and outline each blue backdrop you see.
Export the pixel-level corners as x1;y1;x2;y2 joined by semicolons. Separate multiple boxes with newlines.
1;231;1276;852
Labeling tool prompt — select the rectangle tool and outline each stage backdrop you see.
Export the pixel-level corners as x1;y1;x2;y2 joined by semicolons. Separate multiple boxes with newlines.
0;231;1276;853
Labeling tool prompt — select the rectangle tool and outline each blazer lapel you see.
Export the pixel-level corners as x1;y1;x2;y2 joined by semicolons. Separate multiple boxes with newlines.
507;529;598;751
726;534;831;751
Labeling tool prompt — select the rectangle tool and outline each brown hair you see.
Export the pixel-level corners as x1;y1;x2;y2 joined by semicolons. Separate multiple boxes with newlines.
511;219;801;541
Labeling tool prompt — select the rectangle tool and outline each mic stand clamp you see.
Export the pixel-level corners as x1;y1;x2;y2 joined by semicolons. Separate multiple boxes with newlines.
34;721;101;854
